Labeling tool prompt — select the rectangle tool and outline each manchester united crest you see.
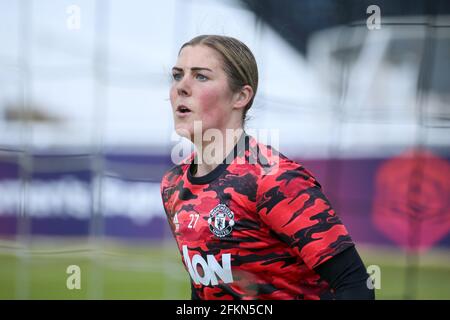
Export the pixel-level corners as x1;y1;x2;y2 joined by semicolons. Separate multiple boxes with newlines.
208;204;235;238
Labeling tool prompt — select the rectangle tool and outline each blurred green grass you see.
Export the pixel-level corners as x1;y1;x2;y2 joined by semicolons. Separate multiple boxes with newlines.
0;239;191;300
0;239;449;300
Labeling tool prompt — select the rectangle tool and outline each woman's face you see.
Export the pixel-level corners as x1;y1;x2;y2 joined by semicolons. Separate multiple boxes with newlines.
170;45;237;140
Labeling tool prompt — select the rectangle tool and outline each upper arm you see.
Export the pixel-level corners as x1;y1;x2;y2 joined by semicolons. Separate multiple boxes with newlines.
256;163;354;269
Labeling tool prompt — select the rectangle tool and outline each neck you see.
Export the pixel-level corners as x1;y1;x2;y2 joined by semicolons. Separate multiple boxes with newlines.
192;127;244;177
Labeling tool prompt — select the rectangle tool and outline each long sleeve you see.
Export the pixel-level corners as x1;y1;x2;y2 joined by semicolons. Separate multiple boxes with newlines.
314;246;375;300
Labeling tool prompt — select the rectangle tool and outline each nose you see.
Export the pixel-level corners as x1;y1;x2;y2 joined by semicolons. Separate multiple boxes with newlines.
176;76;191;97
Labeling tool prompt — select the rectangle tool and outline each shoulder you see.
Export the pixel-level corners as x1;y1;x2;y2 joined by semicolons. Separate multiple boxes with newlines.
160;152;194;190
249;137;320;193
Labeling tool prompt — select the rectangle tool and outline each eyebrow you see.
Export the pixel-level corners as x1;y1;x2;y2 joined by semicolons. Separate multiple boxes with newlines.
172;67;213;72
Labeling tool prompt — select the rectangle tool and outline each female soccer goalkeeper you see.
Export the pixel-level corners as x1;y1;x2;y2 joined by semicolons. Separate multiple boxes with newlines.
161;35;375;300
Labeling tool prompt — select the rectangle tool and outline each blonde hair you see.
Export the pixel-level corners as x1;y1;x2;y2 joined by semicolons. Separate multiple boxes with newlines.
179;35;258;123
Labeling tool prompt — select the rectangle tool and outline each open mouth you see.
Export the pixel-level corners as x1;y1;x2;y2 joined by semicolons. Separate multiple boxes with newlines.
176;105;191;114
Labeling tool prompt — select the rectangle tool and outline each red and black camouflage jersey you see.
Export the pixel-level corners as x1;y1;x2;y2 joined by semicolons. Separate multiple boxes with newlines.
160;133;354;300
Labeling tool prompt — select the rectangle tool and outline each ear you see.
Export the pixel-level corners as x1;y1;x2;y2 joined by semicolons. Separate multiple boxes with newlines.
232;85;254;110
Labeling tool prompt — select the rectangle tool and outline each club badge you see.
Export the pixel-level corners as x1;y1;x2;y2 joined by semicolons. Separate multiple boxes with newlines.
208;204;235;238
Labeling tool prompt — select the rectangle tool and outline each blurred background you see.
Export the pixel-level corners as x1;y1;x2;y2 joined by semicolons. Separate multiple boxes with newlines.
0;0;449;299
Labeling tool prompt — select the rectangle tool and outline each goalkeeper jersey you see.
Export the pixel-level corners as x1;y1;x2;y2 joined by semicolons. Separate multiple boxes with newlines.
160;133;354;300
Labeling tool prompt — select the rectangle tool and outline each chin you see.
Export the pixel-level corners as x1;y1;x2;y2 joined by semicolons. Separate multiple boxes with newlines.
175;125;193;140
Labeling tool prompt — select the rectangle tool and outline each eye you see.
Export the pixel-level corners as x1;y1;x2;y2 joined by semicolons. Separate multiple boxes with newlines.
195;73;208;81
172;73;182;81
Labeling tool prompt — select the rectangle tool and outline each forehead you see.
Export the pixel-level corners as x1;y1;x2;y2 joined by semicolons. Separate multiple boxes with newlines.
176;45;223;70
